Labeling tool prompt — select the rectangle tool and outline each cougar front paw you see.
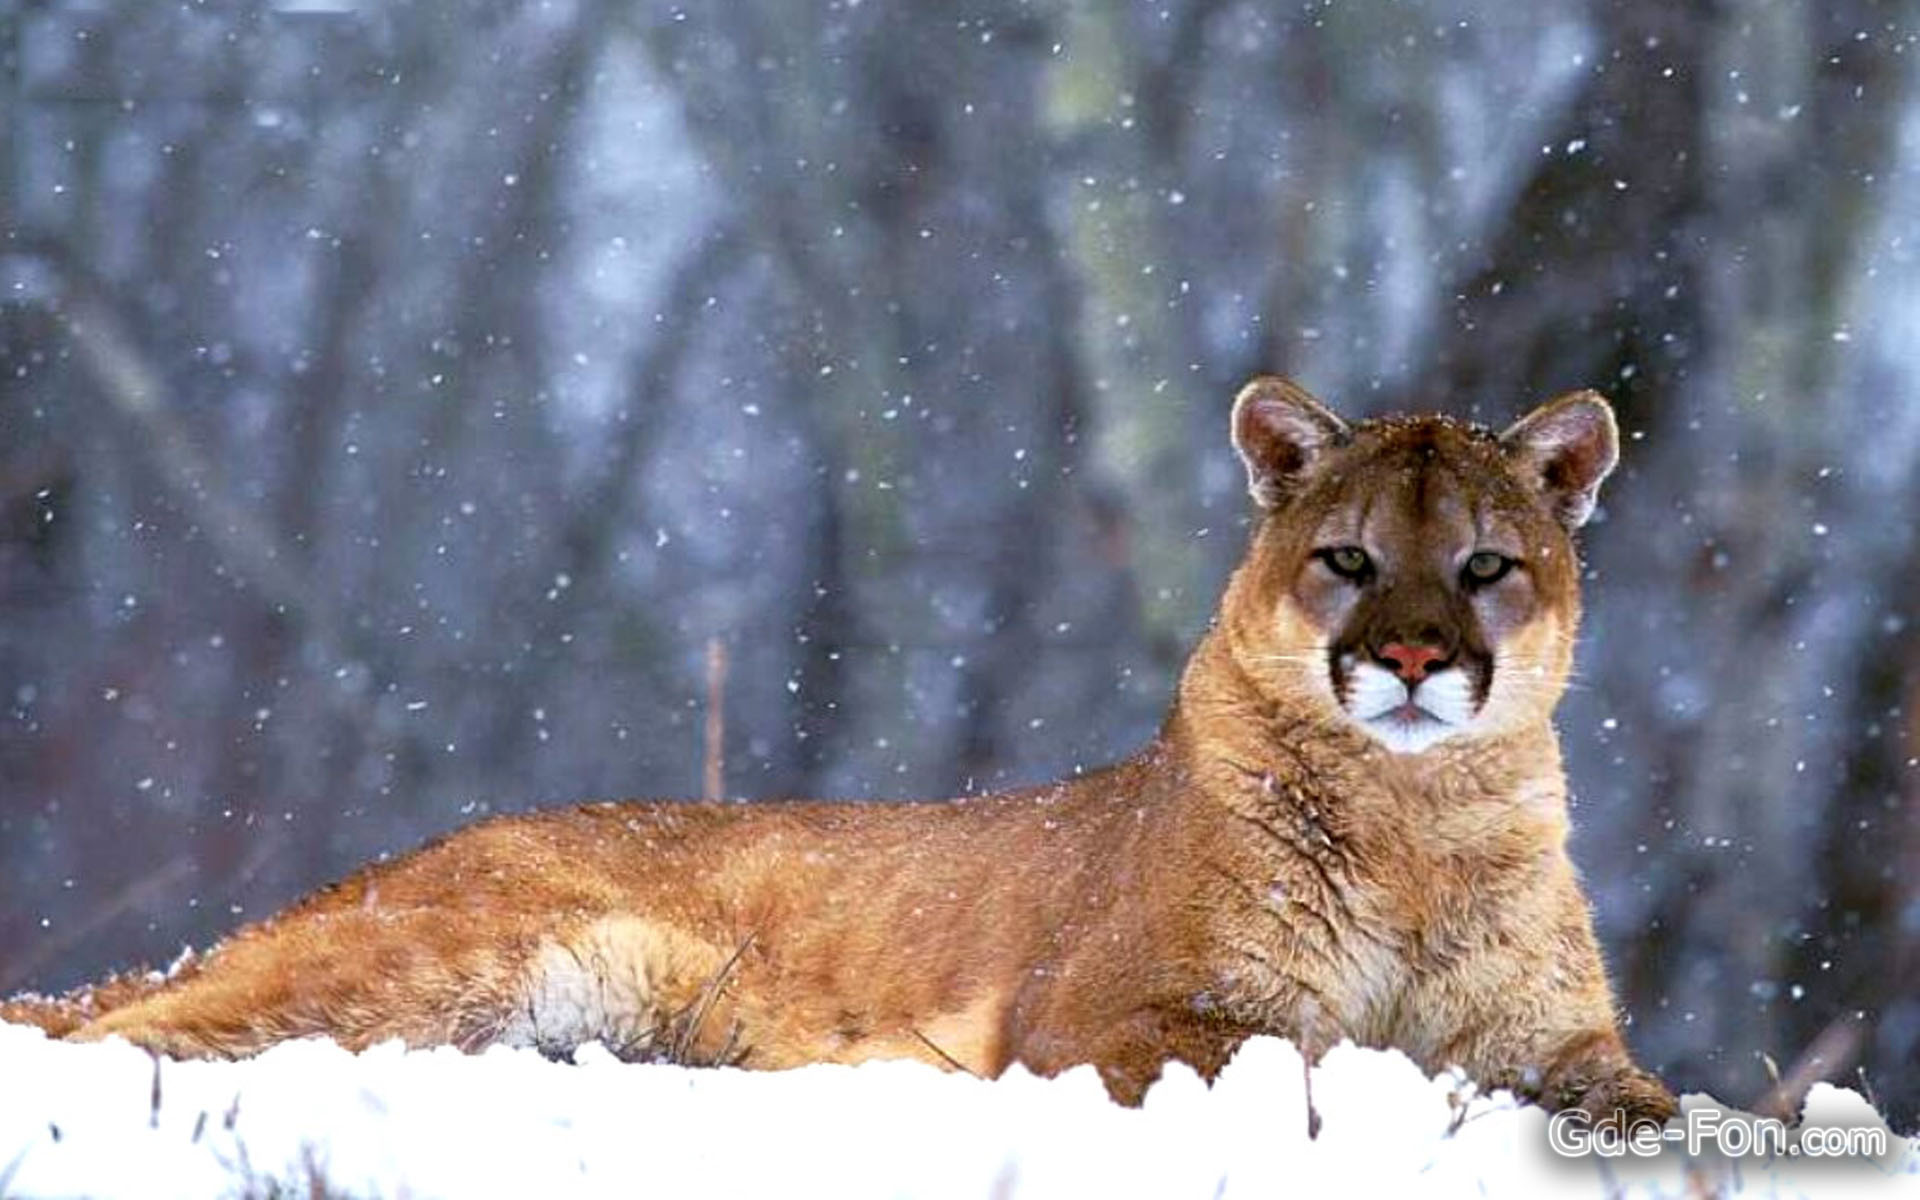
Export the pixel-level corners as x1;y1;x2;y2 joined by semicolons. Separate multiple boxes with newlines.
1561;1065;1678;1128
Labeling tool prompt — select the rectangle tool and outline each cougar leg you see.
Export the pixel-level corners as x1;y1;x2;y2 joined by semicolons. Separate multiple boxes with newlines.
69;907;549;1058
3;963;199;1039
68;907;735;1063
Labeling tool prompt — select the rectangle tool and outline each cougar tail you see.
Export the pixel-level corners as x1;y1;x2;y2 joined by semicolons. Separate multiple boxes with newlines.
2;956;201;1039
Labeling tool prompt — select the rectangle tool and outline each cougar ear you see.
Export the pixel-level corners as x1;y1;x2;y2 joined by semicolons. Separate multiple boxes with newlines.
1230;376;1350;509
1500;390;1619;529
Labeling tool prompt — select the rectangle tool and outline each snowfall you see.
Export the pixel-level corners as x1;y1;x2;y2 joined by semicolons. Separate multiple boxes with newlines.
0;1023;1912;1199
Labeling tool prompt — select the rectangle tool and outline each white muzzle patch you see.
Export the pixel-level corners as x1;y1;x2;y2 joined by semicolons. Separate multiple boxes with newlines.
1343;659;1477;754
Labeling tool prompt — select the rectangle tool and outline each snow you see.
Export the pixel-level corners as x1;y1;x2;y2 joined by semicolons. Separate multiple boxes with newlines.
0;1025;1912;1198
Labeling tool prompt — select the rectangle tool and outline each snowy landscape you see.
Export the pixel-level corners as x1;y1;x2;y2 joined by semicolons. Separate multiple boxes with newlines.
7;0;1920;1184
0;1023;1912;1199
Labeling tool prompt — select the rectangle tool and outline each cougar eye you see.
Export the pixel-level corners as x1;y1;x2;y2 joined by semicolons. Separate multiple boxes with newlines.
1318;546;1372;580
1463;551;1513;585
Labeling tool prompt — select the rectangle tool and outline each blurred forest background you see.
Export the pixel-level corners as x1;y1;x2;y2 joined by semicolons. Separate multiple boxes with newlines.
3;0;1918;1125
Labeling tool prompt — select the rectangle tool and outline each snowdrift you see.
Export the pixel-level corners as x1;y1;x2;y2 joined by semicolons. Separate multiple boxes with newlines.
0;1021;1911;1198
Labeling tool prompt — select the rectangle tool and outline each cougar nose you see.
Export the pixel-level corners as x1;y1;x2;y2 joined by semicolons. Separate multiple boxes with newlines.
1375;641;1449;684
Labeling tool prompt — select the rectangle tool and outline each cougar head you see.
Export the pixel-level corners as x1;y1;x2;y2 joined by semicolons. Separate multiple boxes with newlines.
1226;376;1618;755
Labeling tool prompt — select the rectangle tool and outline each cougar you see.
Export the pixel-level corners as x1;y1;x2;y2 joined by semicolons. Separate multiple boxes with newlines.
3;377;1675;1121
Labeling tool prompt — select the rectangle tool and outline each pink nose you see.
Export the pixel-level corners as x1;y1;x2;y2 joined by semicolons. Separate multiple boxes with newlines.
1377;642;1447;683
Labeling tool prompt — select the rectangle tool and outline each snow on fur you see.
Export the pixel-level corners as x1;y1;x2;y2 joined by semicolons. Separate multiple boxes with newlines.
0;1022;1911;1198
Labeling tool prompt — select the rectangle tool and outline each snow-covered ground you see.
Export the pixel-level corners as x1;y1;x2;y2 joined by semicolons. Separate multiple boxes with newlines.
0;1023;1911;1199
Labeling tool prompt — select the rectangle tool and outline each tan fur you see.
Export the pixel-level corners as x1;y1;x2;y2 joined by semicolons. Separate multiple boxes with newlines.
6;379;1674;1121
